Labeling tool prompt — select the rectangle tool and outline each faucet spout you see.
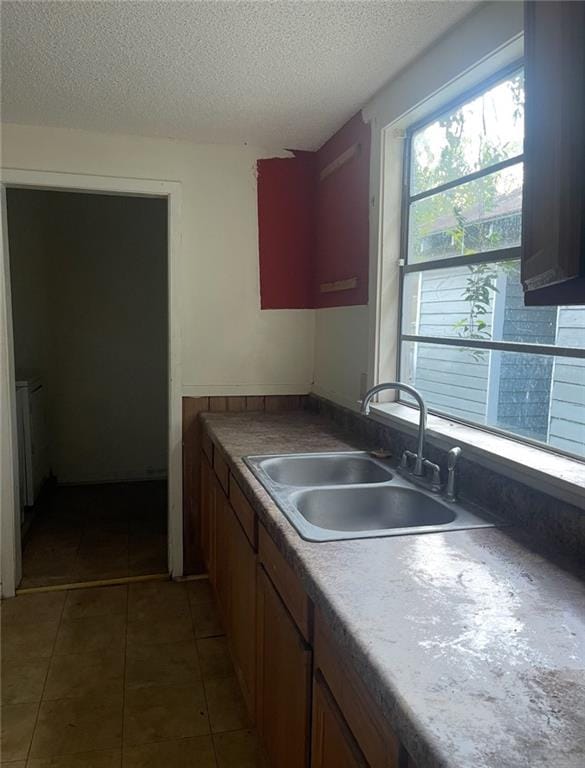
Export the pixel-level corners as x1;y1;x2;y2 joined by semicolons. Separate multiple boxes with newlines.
360;382;427;476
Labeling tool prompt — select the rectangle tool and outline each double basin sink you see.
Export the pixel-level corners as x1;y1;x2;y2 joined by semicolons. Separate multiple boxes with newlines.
244;452;498;542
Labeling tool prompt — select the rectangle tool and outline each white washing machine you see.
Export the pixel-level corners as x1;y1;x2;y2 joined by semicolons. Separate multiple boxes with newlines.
16;376;50;515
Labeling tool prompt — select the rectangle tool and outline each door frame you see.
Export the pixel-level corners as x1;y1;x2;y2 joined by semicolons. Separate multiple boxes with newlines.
0;168;183;597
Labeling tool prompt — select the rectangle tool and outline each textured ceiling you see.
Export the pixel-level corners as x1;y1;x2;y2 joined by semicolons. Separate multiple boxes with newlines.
1;0;479;150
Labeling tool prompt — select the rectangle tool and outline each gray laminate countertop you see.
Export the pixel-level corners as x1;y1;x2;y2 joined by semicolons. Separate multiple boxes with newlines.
201;411;585;768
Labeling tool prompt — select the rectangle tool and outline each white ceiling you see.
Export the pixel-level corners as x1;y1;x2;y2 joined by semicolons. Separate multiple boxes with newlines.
1;0;479;151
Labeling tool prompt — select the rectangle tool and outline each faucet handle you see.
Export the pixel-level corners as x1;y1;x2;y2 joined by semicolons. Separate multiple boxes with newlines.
400;450;415;469
446;447;461;502
423;459;441;493
447;446;462;470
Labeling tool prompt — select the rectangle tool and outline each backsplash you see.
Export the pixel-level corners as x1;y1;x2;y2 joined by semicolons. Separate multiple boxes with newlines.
305;394;585;568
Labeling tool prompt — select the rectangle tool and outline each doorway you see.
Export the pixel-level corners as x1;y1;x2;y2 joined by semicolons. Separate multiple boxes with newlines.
0;170;184;596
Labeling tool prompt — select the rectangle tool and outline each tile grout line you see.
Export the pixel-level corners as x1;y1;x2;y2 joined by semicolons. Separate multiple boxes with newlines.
188;584;219;767
25;589;69;763
13;581;243;766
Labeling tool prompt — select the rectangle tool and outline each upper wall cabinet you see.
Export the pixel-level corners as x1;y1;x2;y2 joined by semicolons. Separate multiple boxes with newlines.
257;112;371;310
521;0;585;306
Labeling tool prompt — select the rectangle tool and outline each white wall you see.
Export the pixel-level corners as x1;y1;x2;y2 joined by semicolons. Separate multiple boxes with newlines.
1;125;315;397
7;189;168;484
312;1;524;410
313;305;370;410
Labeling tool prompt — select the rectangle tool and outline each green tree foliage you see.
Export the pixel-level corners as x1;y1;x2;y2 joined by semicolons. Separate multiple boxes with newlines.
408;71;524;357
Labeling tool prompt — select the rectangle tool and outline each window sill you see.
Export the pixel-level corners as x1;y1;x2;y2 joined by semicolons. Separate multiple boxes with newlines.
369;402;585;511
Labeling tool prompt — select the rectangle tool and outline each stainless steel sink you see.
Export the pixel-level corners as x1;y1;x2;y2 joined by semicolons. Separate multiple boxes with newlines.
257;453;393;487
244;451;500;542
293;486;456;532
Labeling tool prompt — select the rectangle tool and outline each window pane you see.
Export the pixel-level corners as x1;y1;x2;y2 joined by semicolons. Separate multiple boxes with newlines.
396;64;585;460
411;69;524;196
400;340;585;458
407;164;523;264
402;261;585;348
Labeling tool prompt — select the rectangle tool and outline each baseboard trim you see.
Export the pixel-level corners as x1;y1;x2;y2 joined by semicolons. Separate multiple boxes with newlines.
15;572;170;595
174;573;208;582
56;476;168;487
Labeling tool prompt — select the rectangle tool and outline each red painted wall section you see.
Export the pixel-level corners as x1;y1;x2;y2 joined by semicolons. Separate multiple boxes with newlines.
257;151;316;309
256;112;370;309
314;112;371;308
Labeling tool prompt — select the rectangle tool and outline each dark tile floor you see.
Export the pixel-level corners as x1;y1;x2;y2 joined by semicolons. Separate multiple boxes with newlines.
20;482;167;589
1;580;263;766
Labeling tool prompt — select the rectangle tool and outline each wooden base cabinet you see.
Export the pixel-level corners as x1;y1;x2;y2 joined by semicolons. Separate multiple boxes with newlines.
199;452;215;580
224;492;256;716
199;424;418;768
214;488;232;625
201;444;256;718
256;564;312;768
314;614;400;768
312;671;367;768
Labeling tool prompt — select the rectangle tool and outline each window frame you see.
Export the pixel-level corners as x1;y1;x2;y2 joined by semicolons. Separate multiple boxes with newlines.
395;59;585;462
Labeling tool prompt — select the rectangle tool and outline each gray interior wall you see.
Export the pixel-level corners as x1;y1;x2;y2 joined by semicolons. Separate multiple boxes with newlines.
7;189;168;484
6;190;52;383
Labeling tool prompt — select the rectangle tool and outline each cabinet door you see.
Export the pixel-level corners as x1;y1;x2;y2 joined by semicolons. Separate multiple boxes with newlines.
226;504;256;718
200;452;218;582
200;453;212;571
522;0;585;304
207;474;256;718
314;614;400;768
214;487;231;624
256;564;312;768
312;671;367;768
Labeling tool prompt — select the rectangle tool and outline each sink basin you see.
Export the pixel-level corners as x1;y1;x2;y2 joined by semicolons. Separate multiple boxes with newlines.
255;452;393;487
293;486;455;532
244;451;499;542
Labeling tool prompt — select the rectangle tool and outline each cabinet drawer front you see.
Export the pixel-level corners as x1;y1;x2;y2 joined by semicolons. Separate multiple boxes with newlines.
230;478;257;549
202;430;214;464
213;448;230;495
315;613;399;768
258;524;311;642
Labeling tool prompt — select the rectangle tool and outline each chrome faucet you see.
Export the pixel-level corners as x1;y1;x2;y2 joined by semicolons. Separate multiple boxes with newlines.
360;382;427;476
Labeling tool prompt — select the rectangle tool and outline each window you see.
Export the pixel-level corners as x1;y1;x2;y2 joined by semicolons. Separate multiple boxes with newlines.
398;65;585;460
